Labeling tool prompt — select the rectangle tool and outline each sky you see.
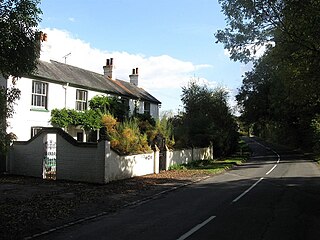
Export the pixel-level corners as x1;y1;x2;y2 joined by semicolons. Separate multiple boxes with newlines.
38;0;249;114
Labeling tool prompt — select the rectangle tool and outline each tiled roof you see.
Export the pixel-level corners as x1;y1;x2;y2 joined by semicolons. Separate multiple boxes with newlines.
32;60;161;104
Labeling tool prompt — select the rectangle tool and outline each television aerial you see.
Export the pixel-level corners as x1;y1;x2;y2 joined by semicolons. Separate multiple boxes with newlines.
62;52;71;64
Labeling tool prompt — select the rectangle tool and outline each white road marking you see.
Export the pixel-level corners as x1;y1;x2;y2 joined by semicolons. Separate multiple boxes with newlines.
251;138;281;176
232;177;264;203
266;152;281;175
177;216;216;240
266;164;277;175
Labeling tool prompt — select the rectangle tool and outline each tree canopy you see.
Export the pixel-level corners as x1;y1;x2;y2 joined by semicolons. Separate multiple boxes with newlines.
215;0;320;63
172;81;238;156
0;0;41;158
0;0;42;78
216;0;320;150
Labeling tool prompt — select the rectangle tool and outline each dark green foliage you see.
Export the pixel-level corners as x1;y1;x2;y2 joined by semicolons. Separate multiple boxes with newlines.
215;0;320;63
89;95;129;121
0;87;21;155
173;82;239;156
0;0;42;78
0;0;41;157
133;113;156;127
50;108;102;131
218;0;320;151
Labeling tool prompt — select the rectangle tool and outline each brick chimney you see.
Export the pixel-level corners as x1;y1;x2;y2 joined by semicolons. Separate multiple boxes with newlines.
129;68;139;86
103;58;113;79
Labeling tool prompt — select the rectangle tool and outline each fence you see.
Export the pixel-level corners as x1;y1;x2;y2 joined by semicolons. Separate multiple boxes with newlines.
8;128;213;183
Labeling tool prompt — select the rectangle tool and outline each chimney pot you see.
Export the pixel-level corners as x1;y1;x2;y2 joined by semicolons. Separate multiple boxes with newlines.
103;58;113;79
129;67;139;86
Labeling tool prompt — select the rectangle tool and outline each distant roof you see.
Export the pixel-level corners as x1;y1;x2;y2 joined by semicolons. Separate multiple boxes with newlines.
30;60;161;104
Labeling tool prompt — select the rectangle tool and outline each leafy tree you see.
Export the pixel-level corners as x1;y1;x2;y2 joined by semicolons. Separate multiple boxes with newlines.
218;0;320;150
0;87;20;156
0;0;42;78
215;0;320;63
0;0;41;159
174;81;238;156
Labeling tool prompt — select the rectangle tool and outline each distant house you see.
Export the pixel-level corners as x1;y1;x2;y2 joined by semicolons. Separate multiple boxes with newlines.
1;58;161;141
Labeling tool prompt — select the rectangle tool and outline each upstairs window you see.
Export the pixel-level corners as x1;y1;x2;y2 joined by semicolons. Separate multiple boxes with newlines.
76;89;88;111
144;102;150;115
32;81;48;109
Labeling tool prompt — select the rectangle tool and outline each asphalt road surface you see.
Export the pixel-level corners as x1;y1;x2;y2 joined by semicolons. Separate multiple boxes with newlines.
36;137;320;240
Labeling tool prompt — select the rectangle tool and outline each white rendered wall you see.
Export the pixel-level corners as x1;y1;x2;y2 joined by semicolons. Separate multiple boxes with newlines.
104;141;155;182
128;99;159;120
166;146;214;170
7;77;52;140
7;76;159;141
7;77;109;141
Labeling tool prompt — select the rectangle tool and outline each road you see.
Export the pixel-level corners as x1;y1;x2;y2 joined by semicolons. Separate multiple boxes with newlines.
36;137;320;240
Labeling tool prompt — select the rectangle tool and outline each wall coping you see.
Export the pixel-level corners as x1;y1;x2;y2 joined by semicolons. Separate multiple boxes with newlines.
13;127;98;148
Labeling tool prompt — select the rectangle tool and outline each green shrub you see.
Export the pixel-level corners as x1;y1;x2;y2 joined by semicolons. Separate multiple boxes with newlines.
101;115;151;155
169;164;187;170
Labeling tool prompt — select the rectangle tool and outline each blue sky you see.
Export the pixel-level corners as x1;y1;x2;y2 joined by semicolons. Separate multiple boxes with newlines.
38;0;247;113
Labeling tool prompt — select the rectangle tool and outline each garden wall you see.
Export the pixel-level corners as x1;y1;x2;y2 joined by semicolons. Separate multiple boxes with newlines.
8;128;213;183
8;128;158;183
165;146;213;170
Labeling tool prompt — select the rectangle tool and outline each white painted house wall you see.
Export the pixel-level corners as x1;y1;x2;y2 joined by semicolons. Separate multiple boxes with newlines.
128;99;159;118
5;76;159;141
7;77;52;141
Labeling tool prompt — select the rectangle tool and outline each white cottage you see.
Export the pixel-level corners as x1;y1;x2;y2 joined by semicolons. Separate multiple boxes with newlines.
1;58;161;141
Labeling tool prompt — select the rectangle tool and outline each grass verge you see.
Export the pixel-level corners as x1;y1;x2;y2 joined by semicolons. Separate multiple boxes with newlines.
169;139;251;175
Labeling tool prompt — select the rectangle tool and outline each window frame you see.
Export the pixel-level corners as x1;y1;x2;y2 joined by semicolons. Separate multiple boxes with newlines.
144;102;151;115
75;89;88;111
31;81;48;109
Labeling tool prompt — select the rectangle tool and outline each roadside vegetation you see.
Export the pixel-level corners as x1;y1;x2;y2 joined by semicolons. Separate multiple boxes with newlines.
50;96;175;155
51;81;239;157
216;0;320;156
169;139;251;175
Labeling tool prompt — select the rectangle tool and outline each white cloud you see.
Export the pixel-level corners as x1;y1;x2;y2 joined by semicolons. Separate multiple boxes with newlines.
68;17;76;22
39;28;212;91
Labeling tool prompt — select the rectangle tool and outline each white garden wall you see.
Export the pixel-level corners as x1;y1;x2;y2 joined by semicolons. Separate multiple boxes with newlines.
8;128;213;183
165;146;214;170
104;141;156;182
8;128;159;183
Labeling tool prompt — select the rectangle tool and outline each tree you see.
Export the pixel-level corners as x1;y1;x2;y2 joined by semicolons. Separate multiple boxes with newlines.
0;0;42;78
0;0;42;161
174;81;238;156
220;0;320;148
215;0;320;63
